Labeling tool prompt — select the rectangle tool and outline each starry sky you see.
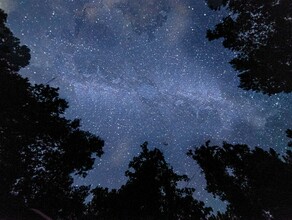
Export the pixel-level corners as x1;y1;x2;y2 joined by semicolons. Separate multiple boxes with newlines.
2;0;291;209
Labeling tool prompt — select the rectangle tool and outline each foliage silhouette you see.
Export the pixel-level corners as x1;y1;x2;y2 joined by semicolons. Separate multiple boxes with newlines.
203;1;292;218
0;9;104;219
188;140;292;220
90;142;211;220
0;11;30;73
206;0;292;95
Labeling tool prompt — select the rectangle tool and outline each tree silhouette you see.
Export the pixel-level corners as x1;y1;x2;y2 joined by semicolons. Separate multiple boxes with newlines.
201;2;292;218
90;142;211;220
206;0;292;95
188;141;292;220
88;187;120;219
0;11;30;73
0;9;104;219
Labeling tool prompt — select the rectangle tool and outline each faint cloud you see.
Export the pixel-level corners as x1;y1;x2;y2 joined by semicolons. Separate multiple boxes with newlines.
114;0;170;40
0;0;17;13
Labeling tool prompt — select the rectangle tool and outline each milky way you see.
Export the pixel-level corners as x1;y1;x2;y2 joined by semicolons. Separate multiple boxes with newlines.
4;0;292;209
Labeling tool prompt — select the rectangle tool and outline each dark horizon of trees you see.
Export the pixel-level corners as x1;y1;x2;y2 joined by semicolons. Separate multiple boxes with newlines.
188;1;292;219
88;142;212;220
206;0;292;95
0;0;292;219
188;133;292;220
0;8;104;219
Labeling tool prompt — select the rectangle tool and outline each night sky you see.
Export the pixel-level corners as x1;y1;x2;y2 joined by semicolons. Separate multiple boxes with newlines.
2;0;291;210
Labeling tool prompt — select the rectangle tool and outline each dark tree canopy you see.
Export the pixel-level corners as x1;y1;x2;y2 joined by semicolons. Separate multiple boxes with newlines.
188;141;292;220
206;0;292;95
0;10;30;72
90;142;211;220
0;9;104;219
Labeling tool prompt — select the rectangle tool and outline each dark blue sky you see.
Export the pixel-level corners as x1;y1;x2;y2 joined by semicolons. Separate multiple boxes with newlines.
3;0;291;210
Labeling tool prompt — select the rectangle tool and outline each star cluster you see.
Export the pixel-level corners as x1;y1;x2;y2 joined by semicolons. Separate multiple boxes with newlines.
4;0;291;209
